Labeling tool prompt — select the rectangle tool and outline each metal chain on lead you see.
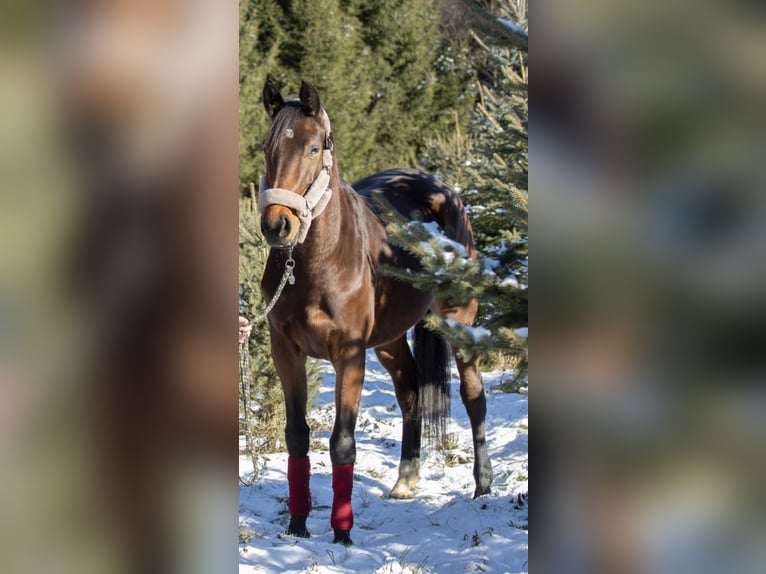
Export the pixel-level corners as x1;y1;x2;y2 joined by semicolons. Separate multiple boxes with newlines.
239;340;251;422
252;248;295;323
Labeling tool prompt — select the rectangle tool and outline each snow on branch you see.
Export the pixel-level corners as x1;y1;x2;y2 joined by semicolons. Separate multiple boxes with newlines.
445;318;492;342
498;18;527;39
411;221;469;261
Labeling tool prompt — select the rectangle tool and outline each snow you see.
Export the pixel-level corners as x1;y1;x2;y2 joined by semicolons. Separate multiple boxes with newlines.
500;275;520;289
239;348;528;574
412;221;469;261
497;19;527;37
445;318;493;343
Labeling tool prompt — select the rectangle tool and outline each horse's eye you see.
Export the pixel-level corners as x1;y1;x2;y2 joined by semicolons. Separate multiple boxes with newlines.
308;145;320;156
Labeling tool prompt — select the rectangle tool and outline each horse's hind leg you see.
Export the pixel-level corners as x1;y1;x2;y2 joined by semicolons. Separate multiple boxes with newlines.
374;335;421;499
434;297;493;497
455;351;493;497
270;329;312;537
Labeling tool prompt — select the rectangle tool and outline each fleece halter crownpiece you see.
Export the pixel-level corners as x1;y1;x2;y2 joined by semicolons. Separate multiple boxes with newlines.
257;110;334;244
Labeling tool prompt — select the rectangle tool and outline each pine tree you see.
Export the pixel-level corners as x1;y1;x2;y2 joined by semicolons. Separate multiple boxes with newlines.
342;0;474;171
239;0;285;191
389;0;528;379
239;0;474;188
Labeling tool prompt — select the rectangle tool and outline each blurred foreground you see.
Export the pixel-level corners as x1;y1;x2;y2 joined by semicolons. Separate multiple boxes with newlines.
1;1;238;573
534;1;766;573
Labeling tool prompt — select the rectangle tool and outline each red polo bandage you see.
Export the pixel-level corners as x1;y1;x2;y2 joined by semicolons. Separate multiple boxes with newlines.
287;456;312;516
330;464;354;531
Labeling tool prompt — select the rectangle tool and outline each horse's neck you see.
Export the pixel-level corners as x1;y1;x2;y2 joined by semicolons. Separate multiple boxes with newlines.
299;178;372;268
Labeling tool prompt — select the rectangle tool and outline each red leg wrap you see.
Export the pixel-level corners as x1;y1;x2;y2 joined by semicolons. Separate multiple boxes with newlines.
287;456;312;516
330;464;354;531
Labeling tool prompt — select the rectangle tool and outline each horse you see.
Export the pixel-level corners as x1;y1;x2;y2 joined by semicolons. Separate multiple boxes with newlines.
258;78;492;546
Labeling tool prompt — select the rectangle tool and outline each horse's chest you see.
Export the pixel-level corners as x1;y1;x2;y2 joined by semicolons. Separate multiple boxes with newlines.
275;286;375;360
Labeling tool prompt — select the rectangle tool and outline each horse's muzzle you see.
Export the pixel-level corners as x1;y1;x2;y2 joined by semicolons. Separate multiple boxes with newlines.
261;206;299;248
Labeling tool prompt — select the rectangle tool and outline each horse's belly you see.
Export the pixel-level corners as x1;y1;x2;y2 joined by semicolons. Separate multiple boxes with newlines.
367;284;432;348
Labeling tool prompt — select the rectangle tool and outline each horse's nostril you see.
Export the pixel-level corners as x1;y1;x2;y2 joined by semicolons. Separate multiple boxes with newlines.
260;218;271;238
261;214;293;243
279;215;291;238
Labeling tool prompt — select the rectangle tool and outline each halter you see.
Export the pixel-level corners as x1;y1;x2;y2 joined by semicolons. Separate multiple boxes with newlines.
257;110;334;244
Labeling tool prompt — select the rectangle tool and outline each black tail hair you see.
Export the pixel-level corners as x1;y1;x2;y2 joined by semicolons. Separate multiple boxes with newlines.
414;318;451;446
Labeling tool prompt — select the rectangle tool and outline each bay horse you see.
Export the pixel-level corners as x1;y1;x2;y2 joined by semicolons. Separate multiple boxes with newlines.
258;78;492;546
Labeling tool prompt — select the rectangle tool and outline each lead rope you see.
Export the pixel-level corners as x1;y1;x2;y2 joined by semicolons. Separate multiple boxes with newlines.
241;111;333;485
251;249;295;323
247;180;297;324
239;244;295;485
239;289;257;486
239;336;256;486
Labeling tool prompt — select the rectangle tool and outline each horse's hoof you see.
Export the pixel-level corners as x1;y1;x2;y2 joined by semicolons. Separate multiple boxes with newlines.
285;527;310;538
285;516;311;538
284;526;310;538
332;529;353;546
473;485;491;499
388;481;414;499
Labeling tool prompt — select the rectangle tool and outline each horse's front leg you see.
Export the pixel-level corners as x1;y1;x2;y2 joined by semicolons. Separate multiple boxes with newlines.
329;341;366;546
270;330;311;537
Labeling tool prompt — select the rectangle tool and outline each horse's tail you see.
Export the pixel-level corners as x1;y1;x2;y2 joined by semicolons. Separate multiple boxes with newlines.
414;318;451;447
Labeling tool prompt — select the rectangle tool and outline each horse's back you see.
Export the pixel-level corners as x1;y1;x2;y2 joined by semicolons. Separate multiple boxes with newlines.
353;168;475;253
353;168;449;217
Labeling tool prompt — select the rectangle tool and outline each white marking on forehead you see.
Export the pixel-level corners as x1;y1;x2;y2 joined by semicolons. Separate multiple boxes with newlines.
284;128;294;139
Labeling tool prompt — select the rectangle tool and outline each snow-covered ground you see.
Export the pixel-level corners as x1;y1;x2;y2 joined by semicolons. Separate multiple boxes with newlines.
239;349;528;573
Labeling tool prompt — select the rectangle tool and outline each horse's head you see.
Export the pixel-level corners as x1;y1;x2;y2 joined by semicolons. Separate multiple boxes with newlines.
259;78;334;248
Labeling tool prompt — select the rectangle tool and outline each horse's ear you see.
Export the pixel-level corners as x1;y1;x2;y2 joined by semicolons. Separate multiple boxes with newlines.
299;80;321;117
263;76;285;118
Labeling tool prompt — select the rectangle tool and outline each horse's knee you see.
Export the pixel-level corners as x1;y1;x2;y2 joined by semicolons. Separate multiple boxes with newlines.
329;430;356;466
285;420;310;457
